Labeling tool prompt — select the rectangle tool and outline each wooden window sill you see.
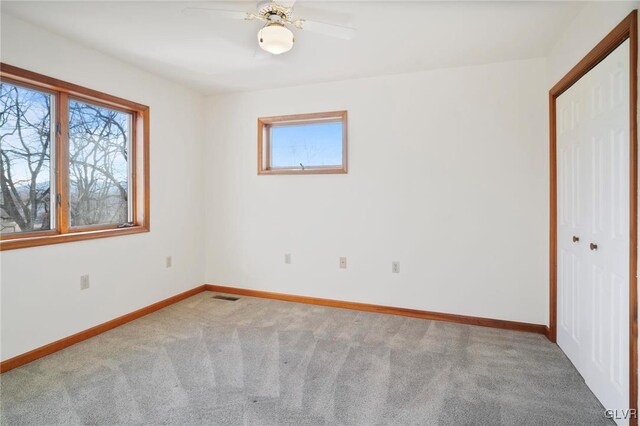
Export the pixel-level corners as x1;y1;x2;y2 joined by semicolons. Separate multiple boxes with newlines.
258;167;348;175
0;225;149;251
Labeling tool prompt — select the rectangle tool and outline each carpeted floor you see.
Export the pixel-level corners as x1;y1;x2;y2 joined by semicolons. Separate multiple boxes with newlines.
1;291;611;425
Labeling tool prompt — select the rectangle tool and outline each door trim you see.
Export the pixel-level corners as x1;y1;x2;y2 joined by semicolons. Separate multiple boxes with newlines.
549;10;638;422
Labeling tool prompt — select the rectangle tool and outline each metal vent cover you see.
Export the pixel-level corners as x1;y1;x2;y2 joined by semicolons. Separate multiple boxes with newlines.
212;295;240;301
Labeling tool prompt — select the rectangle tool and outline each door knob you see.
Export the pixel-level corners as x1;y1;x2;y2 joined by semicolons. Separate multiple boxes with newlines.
572;236;580;242
590;243;598;251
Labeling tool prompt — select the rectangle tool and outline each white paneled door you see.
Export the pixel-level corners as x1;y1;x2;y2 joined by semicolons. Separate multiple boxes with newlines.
557;40;630;425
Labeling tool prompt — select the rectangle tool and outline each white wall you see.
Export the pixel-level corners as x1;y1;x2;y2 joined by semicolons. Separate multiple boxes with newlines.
0;15;206;361
204;58;549;325
547;1;640;87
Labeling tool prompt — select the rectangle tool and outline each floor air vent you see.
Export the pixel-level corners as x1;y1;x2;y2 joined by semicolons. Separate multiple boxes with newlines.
212;295;240;301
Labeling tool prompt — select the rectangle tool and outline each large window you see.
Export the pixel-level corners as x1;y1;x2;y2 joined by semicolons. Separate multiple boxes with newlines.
258;111;347;175
0;64;149;250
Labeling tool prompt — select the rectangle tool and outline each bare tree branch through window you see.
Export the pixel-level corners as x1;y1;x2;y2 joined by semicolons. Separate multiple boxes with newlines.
68;100;130;227
0;82;52;233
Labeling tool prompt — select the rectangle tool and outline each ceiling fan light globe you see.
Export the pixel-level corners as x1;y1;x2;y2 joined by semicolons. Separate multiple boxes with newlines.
258;23;294;55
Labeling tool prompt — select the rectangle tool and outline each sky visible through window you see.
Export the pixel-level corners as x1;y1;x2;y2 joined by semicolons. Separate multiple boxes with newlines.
0;83;52;185
270;121;342;168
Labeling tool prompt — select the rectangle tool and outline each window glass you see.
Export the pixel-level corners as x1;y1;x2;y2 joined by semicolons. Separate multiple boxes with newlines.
68;99;130;227
0;66;150;250
270;121;343;168
0;82;54;234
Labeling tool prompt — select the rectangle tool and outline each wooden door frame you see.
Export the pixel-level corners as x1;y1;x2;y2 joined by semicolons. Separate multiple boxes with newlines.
549;10;638;422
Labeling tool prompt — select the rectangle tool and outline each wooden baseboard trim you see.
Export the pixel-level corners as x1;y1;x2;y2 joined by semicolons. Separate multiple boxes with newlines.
206;285;549;337
0;285;207;373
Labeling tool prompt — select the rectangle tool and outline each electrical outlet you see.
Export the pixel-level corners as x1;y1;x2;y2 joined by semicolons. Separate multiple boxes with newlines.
392;261;400;273
166;256;172;268
339;257;347;269
285;253;291;264
80;275;90;290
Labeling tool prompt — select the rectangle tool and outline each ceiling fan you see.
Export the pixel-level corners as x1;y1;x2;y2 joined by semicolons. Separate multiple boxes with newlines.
182;0;356;55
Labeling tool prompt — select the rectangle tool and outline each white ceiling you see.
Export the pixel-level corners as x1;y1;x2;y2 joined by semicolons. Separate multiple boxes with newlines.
2;1;585;95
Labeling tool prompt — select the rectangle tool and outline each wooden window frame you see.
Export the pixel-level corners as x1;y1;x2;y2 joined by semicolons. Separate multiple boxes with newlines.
257;110;348;175
0;63;150;251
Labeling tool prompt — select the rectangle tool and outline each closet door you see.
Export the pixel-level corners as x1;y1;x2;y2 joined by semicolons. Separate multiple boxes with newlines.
556;55;589;378
557;40;630;424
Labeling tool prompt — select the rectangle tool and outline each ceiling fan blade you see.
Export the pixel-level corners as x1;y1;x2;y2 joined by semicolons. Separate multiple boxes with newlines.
181;7;249;21
298;19;356;40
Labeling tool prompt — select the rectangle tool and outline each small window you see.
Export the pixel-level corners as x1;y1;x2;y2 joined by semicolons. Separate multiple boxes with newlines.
258;111;347;175
0;64;149;250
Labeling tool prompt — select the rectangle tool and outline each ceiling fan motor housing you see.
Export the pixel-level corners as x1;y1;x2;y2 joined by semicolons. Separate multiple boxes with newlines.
257;1;292;22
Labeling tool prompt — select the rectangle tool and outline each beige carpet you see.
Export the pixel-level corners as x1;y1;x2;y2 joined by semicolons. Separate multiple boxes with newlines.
1;291;611;425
